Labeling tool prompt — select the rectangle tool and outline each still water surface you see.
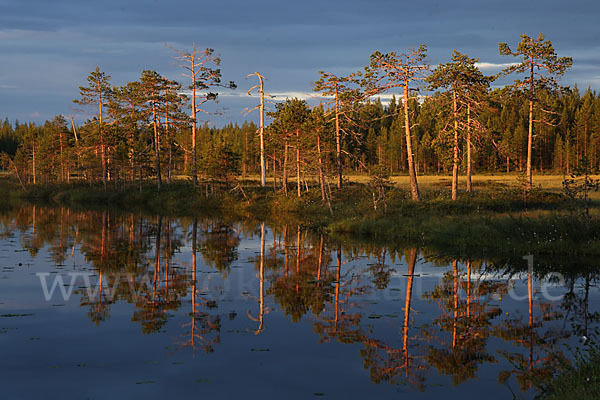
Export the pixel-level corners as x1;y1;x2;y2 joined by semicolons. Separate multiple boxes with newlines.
0;206;597;399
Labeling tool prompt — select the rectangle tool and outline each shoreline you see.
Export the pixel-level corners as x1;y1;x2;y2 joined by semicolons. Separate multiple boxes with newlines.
2;177;599;268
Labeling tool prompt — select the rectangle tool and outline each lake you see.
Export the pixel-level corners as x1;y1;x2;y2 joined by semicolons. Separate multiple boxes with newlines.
0;205;597;399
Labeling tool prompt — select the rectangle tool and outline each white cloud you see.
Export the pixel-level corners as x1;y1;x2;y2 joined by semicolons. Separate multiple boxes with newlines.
475;62;519;70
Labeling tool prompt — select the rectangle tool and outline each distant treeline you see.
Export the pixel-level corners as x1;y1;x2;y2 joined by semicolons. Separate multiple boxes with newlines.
0;35;593;200
1;87;597;178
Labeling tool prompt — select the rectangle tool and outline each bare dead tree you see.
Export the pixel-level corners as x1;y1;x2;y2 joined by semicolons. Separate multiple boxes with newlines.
167;43;235;185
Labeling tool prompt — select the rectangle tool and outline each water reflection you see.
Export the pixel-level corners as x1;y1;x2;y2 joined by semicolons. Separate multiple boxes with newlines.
0;205;598;398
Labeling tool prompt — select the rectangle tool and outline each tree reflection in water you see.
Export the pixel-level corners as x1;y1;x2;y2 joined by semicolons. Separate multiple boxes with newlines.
0;205;598;395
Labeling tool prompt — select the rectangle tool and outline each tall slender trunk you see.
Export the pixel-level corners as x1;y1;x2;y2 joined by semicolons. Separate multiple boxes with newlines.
452;90;459;200
272;153;277;191
59;129;64;182
152;100;162;189
296;129;301;197
526;56;534;190
128;107;135;182
404;84;420;201
335;84;342;188
32;139;36;185
165;98;172;185
191;78;198;186
98;89;107;189
283;139;289;196
466;103;472;192
259;78;266;187
317;133;326;201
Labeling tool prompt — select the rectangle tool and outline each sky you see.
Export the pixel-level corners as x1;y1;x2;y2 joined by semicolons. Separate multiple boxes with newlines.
1;0;598;126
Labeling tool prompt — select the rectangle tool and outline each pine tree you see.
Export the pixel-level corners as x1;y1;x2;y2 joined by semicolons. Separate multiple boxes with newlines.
429;50;491;198
499;33;572;189
314;71;362;188
73;67;113;188
364;46;429;201
139;70;168;189
268;99;311;197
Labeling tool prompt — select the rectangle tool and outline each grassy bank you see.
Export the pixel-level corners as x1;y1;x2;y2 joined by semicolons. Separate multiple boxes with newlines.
538;345;600;400
2;174;600;264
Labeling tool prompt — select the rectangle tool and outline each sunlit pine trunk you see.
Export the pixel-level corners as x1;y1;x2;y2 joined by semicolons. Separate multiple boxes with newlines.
317;133;326;201
164;91;172;185
335;83;342;188
526;56;534;190
31;139;36;184
283;139;289;196
127;105;136;182
296;129;301;197
98;87;107;189
466;104;472;192
59;129;65;182
452;90;459;200
272;152;277;191
403;82;420;201
237;128;246;175
152;99;162;189
167;122;172;185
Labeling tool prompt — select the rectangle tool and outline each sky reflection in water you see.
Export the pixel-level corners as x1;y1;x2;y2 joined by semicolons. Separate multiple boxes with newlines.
0;206;597;399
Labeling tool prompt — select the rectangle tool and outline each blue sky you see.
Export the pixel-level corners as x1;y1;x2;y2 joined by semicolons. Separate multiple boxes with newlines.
1;0;598;125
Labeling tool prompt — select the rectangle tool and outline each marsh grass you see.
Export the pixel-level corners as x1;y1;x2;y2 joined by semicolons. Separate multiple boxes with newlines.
538;344;600;400
3;174;600;261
